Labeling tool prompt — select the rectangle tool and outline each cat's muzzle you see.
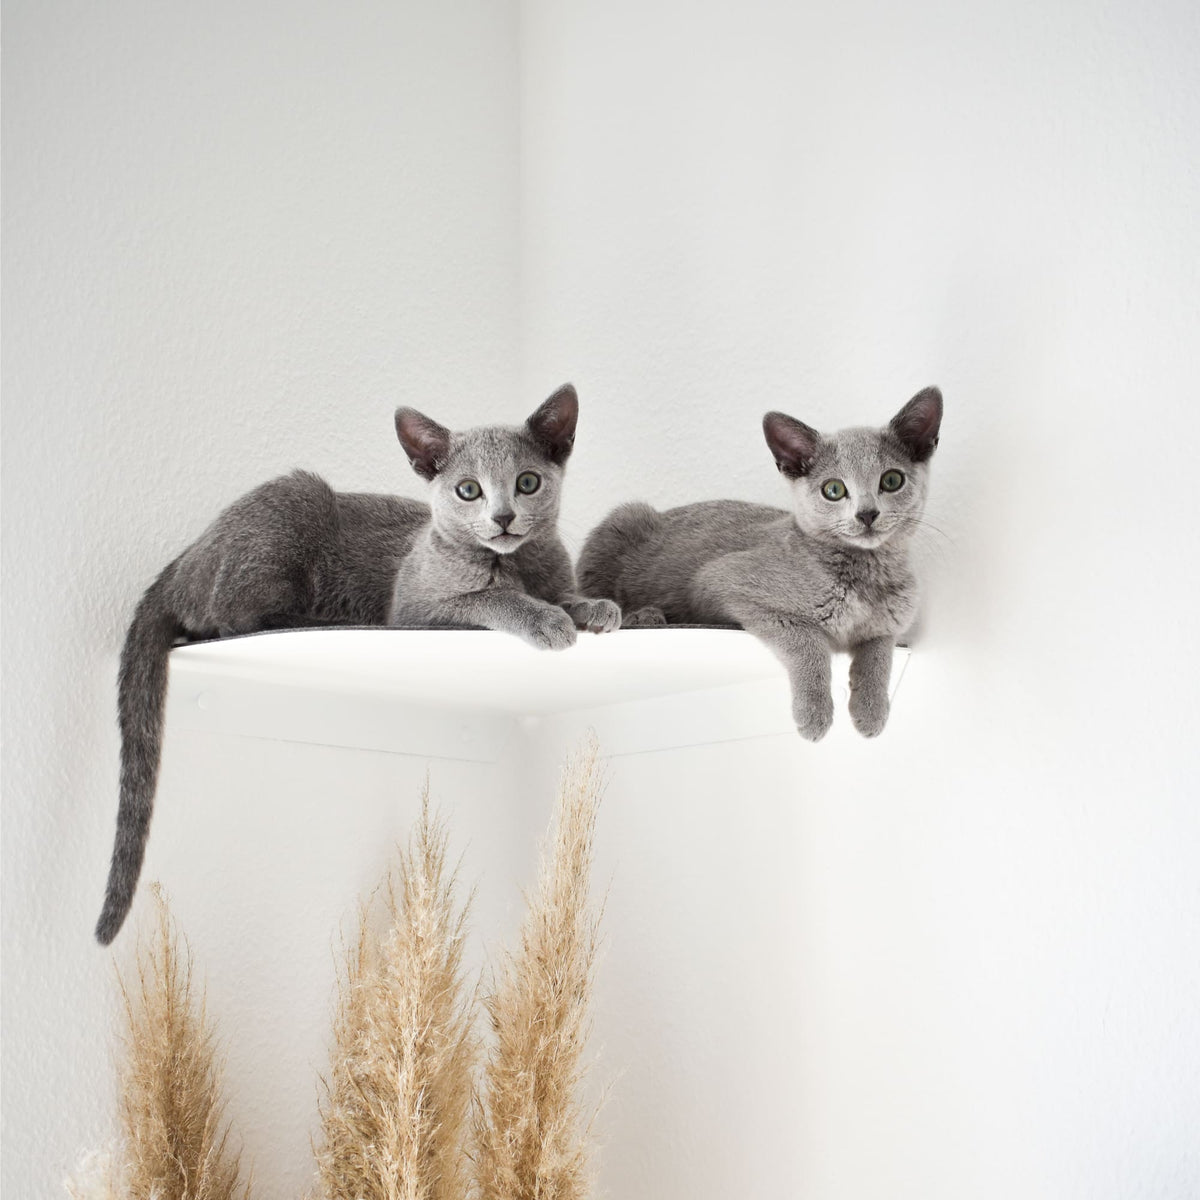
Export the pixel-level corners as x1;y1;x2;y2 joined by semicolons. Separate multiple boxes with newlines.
488;531;527;552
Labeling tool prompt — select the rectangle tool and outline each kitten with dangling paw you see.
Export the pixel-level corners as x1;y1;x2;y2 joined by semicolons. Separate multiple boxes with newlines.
579;387;942;741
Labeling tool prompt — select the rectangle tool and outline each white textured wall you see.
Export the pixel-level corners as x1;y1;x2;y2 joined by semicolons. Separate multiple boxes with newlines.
520;1;1200;1197
6;1;1200;1198
521;0;1200;1196
2;2;520;1196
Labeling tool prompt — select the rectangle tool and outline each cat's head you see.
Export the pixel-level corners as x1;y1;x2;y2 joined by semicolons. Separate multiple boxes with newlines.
394;384;578;554
763;387;943;550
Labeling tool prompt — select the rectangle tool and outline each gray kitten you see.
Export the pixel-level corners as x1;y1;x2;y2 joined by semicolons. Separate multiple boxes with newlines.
96;384;618;945
578;387;943;742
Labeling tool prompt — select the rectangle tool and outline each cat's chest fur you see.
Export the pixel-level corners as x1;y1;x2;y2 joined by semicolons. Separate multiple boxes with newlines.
804;544;917;647
390;528;544;624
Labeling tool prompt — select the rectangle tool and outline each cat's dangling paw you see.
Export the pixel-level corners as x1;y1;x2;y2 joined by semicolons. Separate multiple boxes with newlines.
564;597;622;633
848;688;889;738
622;605;668;628
527;606;578;651
794;692;834;742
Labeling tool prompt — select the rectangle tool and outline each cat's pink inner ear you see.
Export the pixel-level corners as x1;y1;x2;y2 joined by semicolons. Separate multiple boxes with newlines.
763;412;821;478
395;408;451;479
526;383;578;463
889;387;943;462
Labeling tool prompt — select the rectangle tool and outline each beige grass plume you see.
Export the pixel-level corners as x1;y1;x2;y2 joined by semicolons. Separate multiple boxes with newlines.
474;735;605;1200
114;884;249;1200
316;787;479;1200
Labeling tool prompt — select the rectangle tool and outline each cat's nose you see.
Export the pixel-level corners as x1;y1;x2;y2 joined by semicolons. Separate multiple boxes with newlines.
494;511;515;531
856;508;880;528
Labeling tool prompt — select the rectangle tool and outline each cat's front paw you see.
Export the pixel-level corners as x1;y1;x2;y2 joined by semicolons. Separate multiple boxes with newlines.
622;605;668;628
849;688;889;738
565;597;622;633
526;607;578;651
794;692;834;742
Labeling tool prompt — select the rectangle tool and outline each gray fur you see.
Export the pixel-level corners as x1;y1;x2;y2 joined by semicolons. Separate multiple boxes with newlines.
96;384;618;945
578;387;943;741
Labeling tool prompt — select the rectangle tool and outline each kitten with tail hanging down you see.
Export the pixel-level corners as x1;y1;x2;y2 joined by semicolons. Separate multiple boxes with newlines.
97;385;620;945
578;387;943;741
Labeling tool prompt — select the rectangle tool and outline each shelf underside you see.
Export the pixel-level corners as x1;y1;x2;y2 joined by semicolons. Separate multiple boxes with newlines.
166;628;911;759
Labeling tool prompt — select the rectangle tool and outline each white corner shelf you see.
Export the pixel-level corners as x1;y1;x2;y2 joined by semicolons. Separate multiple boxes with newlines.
165;629;910;761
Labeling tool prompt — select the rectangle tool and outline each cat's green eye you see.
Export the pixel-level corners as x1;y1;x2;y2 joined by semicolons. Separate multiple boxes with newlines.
455;479;482;501
821;479;847;501
516;471;541;495
880;470;906;493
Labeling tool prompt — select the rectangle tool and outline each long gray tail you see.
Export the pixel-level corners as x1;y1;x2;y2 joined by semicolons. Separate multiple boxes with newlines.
577;501;661;601
95;562;182;945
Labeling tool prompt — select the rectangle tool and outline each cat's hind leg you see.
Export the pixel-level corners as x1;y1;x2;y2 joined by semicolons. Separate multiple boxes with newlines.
621;605;668;628
577;501;663;601
194;552;315;637
182;471;339;636
170;548;308;637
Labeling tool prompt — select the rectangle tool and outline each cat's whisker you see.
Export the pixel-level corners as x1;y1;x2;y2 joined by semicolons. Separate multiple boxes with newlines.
554;517;595;538
897;514;956;543
556;532;587;554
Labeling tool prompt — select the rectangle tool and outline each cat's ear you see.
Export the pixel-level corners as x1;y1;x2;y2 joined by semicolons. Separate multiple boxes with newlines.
395;408;452;480
889;387;943;463
763;412;822;478
525;383;578;465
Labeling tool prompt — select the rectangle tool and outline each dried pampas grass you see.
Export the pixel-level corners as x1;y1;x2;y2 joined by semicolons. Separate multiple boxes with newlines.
474;735;605;1200
74;746;609;1200
117;885;249;1200
316;789;479;1200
